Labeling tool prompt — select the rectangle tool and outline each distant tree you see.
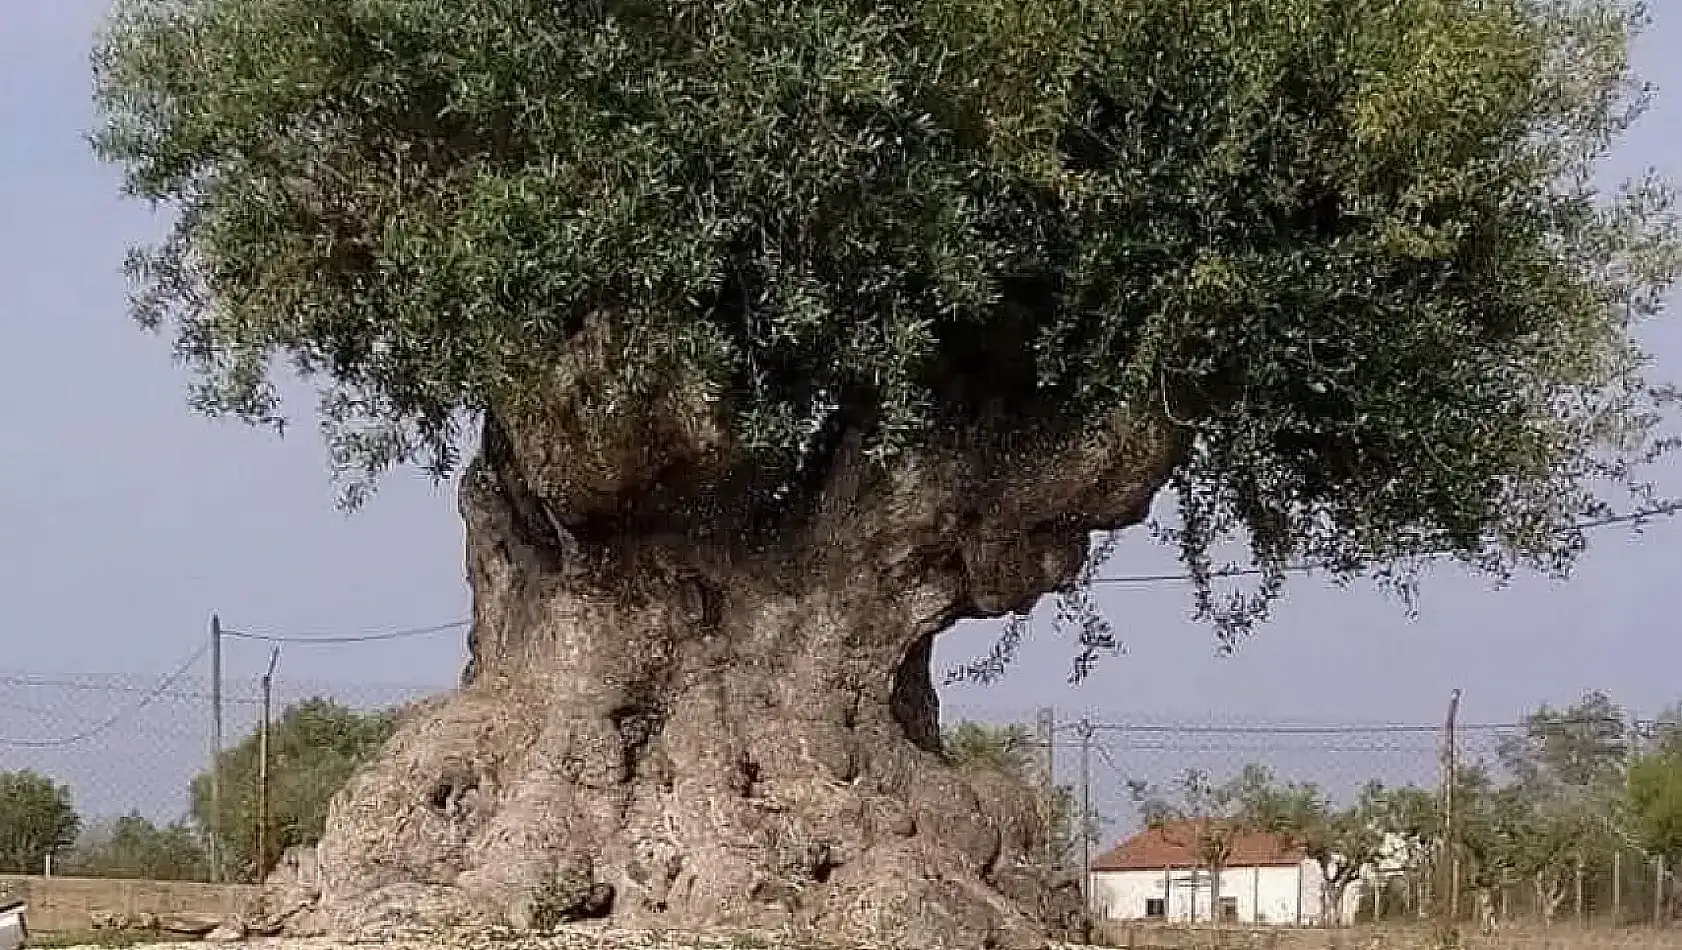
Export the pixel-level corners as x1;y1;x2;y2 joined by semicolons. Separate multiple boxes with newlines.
1646;704;1682;759
1498;691;1629;793
1451;767;1517;921
1359;780;1439;914
1496;692;1629;916
1626;717;1682;923
1365;783;1439;860
0;770;80;874
1494;788;1584;925
71;813;209;881
190;699;394;881
1130;765;1276;920
1248;780;1388;926
1454;765;1610;928
1627;749;1682;866
1364;784;1442;920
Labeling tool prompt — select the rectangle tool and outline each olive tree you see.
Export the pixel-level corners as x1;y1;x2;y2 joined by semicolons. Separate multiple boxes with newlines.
1130;765;1278;921
92;0;1677;942
0;770;80;874
1248;780;1390;927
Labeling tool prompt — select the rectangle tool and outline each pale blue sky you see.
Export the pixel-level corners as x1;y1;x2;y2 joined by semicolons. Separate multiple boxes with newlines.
4;0;1682;793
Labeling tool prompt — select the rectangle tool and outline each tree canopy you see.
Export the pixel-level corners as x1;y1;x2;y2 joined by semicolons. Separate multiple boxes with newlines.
1497;690;1630;793
0;770;80;874
1630;753;1682;860
95;0;1678;635
1627;715;1682;868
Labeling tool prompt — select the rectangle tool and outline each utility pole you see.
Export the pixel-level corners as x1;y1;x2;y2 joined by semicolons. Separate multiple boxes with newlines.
256;647;280;884
1077;718;1095;928
1035;707;1056;869
209;613;224;885
1657;855;1667;928
1441;689;1462;927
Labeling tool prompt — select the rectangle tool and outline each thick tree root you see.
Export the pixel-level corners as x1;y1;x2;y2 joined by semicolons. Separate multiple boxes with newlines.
305;681;1079;949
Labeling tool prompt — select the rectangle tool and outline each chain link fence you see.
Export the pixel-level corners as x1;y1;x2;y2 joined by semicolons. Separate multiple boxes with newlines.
945;703;1679;931
0;669;443;881
0;680;1672;932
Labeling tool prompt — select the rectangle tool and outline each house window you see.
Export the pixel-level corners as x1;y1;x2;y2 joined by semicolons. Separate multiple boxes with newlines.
1219;897;1239;922
1144;899;1165;919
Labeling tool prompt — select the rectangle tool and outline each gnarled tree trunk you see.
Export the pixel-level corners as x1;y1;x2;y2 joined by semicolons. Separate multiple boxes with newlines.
301;365;1182;948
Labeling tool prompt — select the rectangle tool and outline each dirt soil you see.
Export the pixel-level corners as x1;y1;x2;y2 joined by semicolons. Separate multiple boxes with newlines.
44;926;1102;950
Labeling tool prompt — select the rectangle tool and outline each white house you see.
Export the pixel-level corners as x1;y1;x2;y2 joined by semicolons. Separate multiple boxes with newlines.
1088;820;1365;926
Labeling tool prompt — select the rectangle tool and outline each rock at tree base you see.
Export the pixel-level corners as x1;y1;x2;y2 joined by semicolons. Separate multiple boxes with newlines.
160;913;223;937
204;921;247;943
254;845;327;937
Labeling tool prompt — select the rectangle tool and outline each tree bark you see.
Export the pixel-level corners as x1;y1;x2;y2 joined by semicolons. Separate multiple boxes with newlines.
299;399;1182;948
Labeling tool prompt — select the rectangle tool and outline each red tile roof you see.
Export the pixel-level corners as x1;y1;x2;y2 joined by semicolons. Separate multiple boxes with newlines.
1090;820;1306;872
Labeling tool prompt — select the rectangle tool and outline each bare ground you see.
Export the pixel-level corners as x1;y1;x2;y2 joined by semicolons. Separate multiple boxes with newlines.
45;927;1100;950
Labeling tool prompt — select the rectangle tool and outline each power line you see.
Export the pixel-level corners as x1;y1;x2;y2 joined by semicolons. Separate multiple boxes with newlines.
220;619;469;644
1092;721;1489;736
196;501;1681;649
1038;740;1434;751
1100;741;1445;755
0;644;210;749
0;674;218;699
0;673;439;704
1089;502;1681;587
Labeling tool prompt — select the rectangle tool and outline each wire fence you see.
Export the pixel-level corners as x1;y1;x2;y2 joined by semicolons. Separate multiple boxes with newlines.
944;703;1475;834
0;670;443;824
0;675;1671;930
944;704;1679;930
0;679;1478;833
